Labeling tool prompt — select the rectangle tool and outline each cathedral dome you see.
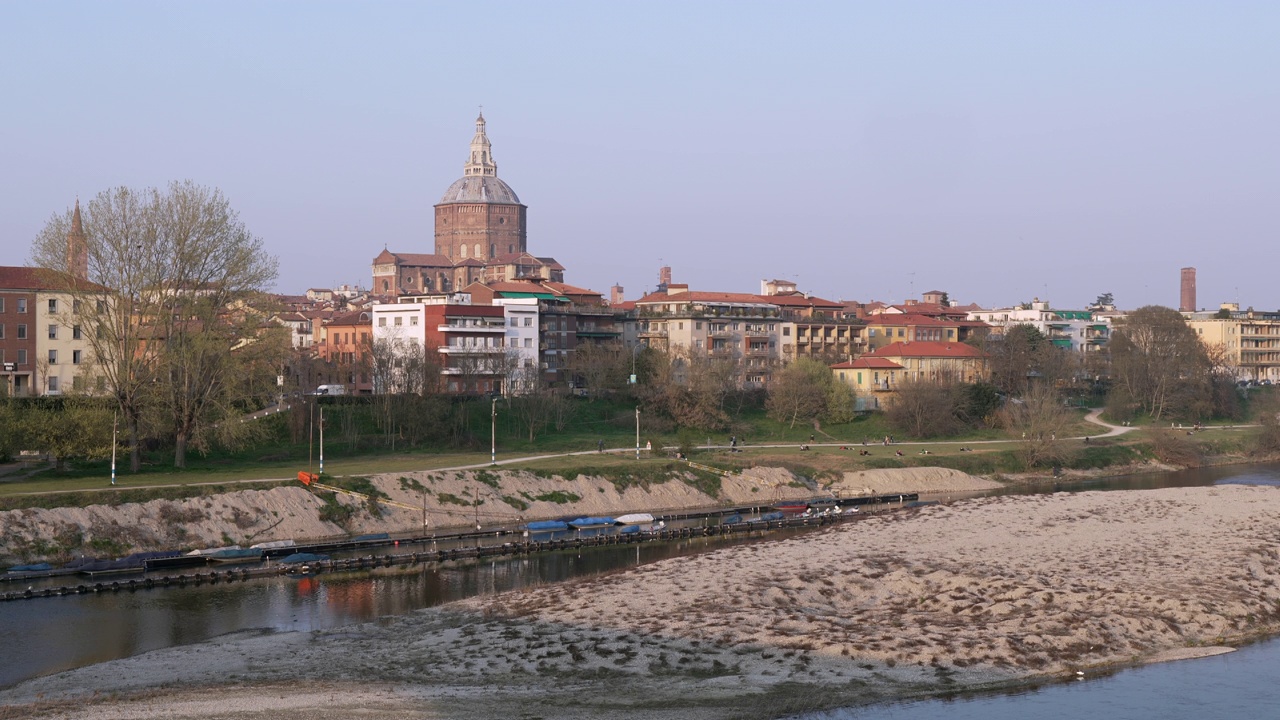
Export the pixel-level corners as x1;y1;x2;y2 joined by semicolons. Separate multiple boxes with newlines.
438;175;521;205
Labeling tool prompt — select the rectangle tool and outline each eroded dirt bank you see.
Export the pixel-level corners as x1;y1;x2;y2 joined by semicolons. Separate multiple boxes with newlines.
0;466;995;563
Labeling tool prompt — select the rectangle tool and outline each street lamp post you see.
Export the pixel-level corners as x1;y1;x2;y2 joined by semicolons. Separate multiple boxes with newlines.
635;407;640;460
318;405;325;475
491;396;497;466
110;413;117;486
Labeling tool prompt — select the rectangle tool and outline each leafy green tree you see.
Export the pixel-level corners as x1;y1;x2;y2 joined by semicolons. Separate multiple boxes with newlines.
14;397;114;470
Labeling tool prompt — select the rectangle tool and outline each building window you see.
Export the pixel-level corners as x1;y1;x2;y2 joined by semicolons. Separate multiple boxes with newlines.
523;338;531;348
410;316;418;326
523;317;532;327
72;350;82;364
48;349;58;365
73;325;81;340
378;317;386;327
16;324;26;339
17;349;26;365
48;376;58;393
48;299;58;313
0;324;3;339
17;298;26;313
394;316;402;326
48;324;58;340
0;298;4;312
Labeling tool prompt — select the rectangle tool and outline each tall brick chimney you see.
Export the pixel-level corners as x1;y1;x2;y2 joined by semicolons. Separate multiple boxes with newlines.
1180;267;1196;312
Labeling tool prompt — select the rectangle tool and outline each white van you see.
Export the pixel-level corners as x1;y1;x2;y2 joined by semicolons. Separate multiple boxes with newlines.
313;384;347;396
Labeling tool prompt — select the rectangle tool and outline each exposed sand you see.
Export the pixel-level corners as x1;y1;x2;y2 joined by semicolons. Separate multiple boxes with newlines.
7;484;1279;719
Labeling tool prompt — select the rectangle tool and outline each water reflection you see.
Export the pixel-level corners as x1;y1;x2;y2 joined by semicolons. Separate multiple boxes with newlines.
0;530;791;688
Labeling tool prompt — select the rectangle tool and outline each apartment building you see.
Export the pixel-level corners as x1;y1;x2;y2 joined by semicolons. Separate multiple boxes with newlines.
371;294;510;395
760;283;865;363
633;285;782;387
968;300;1110;354
316;310;373;393
466;278;622;388
1184;304;1280;382
0;266;104;396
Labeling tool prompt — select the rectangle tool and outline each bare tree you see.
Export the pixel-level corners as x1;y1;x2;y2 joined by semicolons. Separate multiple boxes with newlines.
566;341;625;398
766;358;832;429
1110;306;1211;422
31;182;279;469
884;380;963;438
1000;387;1075;469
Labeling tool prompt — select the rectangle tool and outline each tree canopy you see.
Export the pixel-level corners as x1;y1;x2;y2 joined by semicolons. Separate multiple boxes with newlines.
30;182;282;469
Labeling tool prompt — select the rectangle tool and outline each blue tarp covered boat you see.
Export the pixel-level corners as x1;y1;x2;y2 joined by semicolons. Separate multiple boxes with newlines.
525;520;569;532
278;553;329;565
6;563;53;573
567;517;615;529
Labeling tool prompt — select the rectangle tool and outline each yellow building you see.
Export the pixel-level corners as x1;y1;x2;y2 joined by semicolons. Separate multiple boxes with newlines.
833;340;988;399
1184;304;1280;383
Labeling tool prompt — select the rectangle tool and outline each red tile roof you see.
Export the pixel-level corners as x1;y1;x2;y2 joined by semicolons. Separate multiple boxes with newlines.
866;341;985;359
0;266;109;292
324;310;372;327
635;290;773;305
384;252;452;267
831;357;905;369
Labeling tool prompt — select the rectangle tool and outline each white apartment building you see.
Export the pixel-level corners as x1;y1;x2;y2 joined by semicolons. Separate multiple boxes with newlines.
968;299;1110;354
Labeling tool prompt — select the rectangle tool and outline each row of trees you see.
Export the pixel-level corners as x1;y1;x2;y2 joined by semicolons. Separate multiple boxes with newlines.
30;182;288;470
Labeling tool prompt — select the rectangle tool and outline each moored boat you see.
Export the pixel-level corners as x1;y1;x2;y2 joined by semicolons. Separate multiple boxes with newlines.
567;516;615;529
207;548;264;564
249;539;296;550
614;513;656;525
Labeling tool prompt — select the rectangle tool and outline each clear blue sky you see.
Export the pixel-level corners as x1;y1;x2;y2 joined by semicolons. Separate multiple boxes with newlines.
3;1;1277;310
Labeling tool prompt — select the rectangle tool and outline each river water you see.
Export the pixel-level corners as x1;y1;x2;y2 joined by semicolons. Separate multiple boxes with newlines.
4;462;1280;717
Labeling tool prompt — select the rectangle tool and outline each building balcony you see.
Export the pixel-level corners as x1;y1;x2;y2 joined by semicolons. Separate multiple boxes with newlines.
438;346;506;355
438;324;505;333
639;328;668;338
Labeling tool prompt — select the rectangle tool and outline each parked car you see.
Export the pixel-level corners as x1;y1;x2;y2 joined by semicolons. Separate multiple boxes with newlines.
311;384;347;396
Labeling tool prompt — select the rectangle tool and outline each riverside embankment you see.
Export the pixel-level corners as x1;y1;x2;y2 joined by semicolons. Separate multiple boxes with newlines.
0;466;998;565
